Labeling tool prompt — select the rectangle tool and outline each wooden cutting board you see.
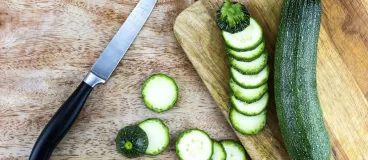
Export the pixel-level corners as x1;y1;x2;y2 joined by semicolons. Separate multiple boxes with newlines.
174;0;368;159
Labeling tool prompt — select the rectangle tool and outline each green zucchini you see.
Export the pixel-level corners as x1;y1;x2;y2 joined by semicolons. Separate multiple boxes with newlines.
138;118;170;155
229;50;268;74
115;125;148;158
211;140;226;160
274;0;331;159
176;129;213;160
142;73;178;113
217;0;250;33
220;140;247;160
229;107;266;135
227;40;265;61
222;17;263;51
230;79;268;103
230;66;269;88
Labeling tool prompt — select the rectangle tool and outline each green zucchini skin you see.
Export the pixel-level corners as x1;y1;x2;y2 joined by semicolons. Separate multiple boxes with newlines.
274;0;331;159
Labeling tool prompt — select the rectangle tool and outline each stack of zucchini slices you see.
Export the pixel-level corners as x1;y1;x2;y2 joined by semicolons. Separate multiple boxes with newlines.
217;0;268;135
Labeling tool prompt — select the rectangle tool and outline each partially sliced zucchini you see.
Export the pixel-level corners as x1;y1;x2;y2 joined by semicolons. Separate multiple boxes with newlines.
231;66;269;88
229;50;268;74
138;118;169;155
231;93;269;116
222;17;263;51
230;79;268;103
176;129;213;160
221;140;247;160
227;40;265;62
230;107;267;135
211;140;226;160
142;74;178;113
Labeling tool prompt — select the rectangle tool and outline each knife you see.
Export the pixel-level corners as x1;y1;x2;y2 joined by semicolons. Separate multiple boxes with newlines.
29;1;157;159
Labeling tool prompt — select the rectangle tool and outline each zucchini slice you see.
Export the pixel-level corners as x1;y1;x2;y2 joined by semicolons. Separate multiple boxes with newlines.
222;17;263;51
211;140;226;160
142;74;178;113
229;50;268;74
230;79;268;103
220;140;247;160
138;118;169;155
229;107;267;135
231;92;269;116
231;66;269;88
227;40;266;62
176;129;213;160
115;125;148;158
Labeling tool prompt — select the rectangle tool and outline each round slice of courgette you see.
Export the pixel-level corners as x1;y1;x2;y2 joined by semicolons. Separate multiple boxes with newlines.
231;92;269;116
230;79;268;103
229;50;268;74
221;140;247;160
230;66;269;88
227;40;266;61
176;129;213;160
229;107;267;135
211;140;226;160
222;17;263;51
138;118;170;155
142;74;178;113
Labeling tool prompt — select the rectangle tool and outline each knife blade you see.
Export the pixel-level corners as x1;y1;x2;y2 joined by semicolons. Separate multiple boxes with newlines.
29;1;157;159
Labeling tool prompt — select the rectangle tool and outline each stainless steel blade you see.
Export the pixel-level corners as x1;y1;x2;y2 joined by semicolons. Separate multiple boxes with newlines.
90;0;156;80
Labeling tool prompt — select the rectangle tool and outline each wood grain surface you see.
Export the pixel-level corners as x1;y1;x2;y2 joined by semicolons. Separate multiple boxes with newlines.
0;0;238;159
174;0;368;160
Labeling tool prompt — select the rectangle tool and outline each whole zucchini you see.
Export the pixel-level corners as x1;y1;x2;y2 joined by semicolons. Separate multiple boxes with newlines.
274;0;331;159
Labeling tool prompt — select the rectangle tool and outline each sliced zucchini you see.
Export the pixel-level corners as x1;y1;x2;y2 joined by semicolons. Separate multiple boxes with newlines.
221;140;247;160
231;92;269;116
230;107;267;135
176;129;213;160
229;50;268;74
231;66;269;88
230;79;268;103
227;40;266;62
211;140;226;160
138;118;169;155
142;74;178;113
222;17;263;51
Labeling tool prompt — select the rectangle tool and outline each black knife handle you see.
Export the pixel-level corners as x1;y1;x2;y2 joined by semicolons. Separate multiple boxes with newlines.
29;81;93;160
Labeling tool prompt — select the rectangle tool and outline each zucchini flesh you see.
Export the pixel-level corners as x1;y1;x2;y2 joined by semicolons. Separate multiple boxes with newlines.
231;93;268;116
211;140;226;160
227;40;265;61
222;18;263;51
230;66;269;88
220;140;247;160
138;118;169;155
142;74;178;113
274;0;331;159
229;50;268;74
229;107;266;135
176;129;213;160
230;79;268;103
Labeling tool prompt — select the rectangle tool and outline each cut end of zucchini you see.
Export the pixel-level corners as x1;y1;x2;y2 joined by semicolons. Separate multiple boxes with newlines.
223;18;263;51
221;140;247;160
217;1;250;33
138;118;170;156
115;125;148;158
229;107;267;135
176;129;213;160
142;74;178;113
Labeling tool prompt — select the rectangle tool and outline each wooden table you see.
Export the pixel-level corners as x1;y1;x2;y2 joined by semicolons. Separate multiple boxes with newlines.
1;0;367;159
